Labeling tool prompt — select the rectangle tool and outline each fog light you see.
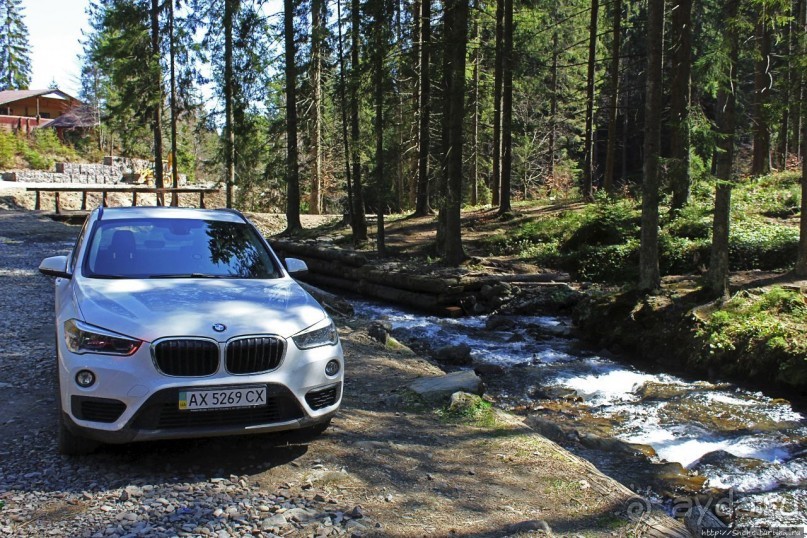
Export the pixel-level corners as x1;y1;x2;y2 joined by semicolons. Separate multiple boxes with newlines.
75;370;96;388
325;360;340;376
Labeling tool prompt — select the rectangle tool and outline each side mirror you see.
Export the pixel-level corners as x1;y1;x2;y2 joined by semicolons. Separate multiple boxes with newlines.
39;256;72;279
285;258;309;275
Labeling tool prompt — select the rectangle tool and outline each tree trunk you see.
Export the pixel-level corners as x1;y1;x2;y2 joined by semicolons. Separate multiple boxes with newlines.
794;0;805;161
549;14;558;181
439;0;468;265
336;0;354;223
373;0;386;255
168;0;179;206
309;0;325;215
350;0;368;241
778;1;793;169
411;0;421;208
582;0;599;202
707;0;740;297
751;7;772;176
498;0;513;214
470;0;480;206
669;0;692;210
491;0;504;207
224;0;236;208
638;0;663;292
796;0;807;276
150;0;164;198
603;0;621;195
284;0;302;233
414;0;432;215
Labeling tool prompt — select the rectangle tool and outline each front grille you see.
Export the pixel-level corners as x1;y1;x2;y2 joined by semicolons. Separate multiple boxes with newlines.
225;337;285;374
72;396;126;423
305;384;341;410
130;384;305;430
153;339;219;376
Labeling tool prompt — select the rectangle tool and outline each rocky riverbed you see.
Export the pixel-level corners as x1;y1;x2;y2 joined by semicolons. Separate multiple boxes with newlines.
0;210;687;537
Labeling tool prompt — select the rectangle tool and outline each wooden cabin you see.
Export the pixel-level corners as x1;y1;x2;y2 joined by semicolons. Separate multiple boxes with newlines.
0;89;81;134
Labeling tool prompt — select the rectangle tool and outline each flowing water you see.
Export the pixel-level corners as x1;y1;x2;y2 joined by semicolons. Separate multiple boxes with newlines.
353;300;807;529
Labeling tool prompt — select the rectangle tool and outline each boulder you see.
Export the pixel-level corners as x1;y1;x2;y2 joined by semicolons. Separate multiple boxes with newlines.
434;343;472;365
367;321;392;345
474;363;505;378
485;315;517;332
408;371;484;402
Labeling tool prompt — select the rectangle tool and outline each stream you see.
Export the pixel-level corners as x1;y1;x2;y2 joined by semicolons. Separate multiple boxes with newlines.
352;300;807;529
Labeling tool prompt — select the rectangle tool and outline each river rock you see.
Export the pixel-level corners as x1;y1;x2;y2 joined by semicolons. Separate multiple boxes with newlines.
635;381;691;401
434;343;472;365
690;450;764;472
367;321;392;344
474;363;505;378
408;371;483;402
485;315;517;332
506;520;552;534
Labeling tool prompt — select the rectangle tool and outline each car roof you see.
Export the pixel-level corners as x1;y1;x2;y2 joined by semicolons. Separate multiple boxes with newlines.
96;206;246;223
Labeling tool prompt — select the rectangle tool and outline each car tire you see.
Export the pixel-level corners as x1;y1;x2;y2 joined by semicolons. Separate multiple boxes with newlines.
55;370;98;456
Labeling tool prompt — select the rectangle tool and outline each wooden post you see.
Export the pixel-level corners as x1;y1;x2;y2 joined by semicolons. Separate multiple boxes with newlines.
102;191;108;207
34;190;41;210
133;192;138;206
81;192;87;211
200;192;206;209
54;192;61;215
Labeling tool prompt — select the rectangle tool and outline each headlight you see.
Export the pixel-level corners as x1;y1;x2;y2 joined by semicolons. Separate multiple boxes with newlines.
64;320;141;356
292;319;338;349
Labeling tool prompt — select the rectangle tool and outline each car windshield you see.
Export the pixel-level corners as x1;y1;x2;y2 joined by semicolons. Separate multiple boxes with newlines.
83;218;281;279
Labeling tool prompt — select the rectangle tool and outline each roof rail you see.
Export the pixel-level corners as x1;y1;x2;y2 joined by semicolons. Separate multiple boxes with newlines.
97;205;104;220
216;207;247;221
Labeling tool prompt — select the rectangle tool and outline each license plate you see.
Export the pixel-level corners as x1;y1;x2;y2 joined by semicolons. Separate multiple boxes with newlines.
178;386;267;411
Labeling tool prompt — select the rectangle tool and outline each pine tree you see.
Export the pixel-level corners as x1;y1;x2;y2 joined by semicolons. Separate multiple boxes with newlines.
638;0;664;292
707;0;741;297
0;0;31;90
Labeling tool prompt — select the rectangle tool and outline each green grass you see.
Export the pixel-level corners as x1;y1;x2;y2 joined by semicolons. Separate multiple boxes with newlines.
438;393;498;427
0;129;79;170
479;172;801;283
695;287;807;386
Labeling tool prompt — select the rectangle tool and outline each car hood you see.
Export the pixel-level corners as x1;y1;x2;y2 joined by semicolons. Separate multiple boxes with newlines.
73;277;327;342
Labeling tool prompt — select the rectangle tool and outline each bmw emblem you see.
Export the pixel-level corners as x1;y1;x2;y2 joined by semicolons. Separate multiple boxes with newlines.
212;323;227;333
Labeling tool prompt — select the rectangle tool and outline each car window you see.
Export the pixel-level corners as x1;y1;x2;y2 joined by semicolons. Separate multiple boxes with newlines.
83;218;281;279
69;217;90;273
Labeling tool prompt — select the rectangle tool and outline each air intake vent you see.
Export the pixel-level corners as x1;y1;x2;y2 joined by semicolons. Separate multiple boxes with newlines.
305;384;341;410
225;337;285;374
72;396;126;423
153;339;219;376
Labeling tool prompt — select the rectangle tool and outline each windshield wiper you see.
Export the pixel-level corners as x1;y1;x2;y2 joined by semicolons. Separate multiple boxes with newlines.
148;273;227;279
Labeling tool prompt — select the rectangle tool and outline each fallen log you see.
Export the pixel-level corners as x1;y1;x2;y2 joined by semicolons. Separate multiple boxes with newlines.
298;272;358;293
271;240;368;267
357;280;464;312
460;272;571;289
358;267;463;294
302;257;361;281
297;281;354;318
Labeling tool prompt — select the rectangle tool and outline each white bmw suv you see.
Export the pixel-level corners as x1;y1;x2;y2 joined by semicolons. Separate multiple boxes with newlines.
39;206;343;455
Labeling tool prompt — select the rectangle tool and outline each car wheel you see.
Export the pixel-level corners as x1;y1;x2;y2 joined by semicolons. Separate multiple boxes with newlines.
55;370;97;456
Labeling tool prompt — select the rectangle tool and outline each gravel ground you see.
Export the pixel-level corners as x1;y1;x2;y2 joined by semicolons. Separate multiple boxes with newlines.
0;211;369;538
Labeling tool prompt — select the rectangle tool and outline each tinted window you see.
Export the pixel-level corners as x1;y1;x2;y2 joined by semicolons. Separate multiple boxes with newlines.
83;218;281;279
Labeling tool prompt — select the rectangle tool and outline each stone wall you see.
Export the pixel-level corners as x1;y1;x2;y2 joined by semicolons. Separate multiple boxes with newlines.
3;158;187;185
3;167;120;184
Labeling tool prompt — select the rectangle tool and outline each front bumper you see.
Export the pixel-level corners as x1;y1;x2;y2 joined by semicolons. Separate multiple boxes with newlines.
64;382;341;444
57;331;344;444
